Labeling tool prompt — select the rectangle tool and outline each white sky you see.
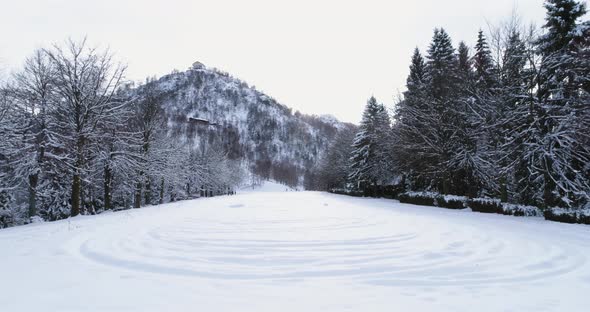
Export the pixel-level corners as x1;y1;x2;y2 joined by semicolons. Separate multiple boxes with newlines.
0;0;563;123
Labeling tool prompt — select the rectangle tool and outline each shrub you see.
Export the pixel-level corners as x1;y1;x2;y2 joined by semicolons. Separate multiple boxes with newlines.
436;195;467;209
398;192;437;207
468;198;503;214
381;185;397;199
329;188;364;197
544;208;590;225
502;204;542;217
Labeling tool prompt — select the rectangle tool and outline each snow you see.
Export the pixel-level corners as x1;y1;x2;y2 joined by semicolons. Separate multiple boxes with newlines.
240;179;299;192
551;207;590;217
1;191;589;311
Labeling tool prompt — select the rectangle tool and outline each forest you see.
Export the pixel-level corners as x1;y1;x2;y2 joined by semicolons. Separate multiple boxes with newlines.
313;0;589;213
0;40;247;228
0;40;346;229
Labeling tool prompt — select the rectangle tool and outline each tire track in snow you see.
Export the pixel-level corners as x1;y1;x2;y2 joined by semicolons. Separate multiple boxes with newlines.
74;192;587;286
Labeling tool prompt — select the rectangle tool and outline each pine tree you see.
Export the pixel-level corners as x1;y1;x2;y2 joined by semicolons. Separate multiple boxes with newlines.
529;0;590;207
536;0;587;55
450;36;499;197
425;28;461;194
473;30;497;89
315;126;357;190
426;28;457;100
456;41;472;83
407;48;426;96
496;30;531;203
349;97;392;194
393;48;435;191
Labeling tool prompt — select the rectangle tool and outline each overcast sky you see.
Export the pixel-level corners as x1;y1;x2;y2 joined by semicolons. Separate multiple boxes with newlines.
0;0;566;123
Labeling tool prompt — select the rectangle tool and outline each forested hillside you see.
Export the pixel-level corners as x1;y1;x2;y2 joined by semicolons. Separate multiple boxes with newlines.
0;47;351;228
141;62;351;186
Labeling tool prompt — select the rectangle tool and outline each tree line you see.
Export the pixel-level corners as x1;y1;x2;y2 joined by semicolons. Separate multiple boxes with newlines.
0;39;244;228
314;0;589;209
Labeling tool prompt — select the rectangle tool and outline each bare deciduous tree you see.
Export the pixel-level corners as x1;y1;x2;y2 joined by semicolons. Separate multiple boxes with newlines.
45;38;126;216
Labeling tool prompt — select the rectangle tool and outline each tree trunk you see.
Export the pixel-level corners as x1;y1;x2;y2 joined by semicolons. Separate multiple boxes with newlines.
104;164;112;210
543;157;555;208
71;173;81;216
144;177;151;205
134;180;142;208
500;176;508;203
71;135;84;217
159;177;165;204
28;173;38;218
442;180;450;195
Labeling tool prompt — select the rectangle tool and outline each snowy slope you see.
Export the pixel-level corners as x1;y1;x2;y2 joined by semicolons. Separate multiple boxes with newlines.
136;63;354;185
239;179;299;192
1;192;589;311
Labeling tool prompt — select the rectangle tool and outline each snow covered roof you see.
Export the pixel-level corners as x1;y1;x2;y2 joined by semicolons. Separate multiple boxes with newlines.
188;116;219;126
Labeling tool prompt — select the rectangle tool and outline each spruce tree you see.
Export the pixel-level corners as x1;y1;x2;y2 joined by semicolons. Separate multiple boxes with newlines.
473;30;497;89
456;41;472;83
496;31;531;203
528;0;589;207
407;48;426;96
349;97;392;195
316;126;357;190
393;48;434;191
426;28;457;100
425;28;460;194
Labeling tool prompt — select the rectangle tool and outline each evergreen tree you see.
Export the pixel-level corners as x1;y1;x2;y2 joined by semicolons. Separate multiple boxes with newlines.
473;30;497;88
496;30;532;203
456;41;473;83
426;28;457;100
349;97;392;194
393;48;435;191
315;126;357;190
536;0;587;55
425;28;461;194
529;0;589;207
452;36;499;197
407;47;426;96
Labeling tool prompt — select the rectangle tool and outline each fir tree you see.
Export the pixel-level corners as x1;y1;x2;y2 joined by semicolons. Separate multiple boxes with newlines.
407;47;426;96
393;48;434;191
349;97;392;194
536;0;587;55
315;126;357;190
456;41;472;83
530;0;589;207
473;30;497;88
496;31;531;203
426;28;457;100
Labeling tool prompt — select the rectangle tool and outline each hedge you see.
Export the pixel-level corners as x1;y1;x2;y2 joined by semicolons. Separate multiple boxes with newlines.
398;192;437;207
436;195;467;209
544;208;590;225
502;204;542;217
336;189;588;225
468;198;504;214
329;188;364;197
397;192;469;209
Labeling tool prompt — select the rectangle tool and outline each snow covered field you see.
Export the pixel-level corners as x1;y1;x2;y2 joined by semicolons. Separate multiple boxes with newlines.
1;184;589;311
